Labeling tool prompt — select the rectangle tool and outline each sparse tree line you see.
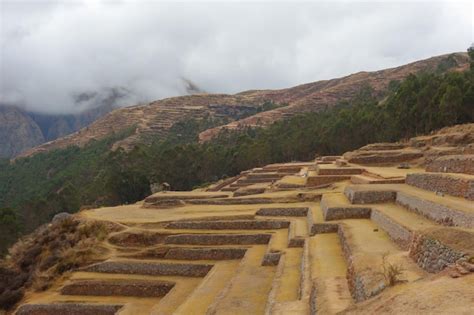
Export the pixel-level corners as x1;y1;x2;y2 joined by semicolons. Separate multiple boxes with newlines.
0;49;473;255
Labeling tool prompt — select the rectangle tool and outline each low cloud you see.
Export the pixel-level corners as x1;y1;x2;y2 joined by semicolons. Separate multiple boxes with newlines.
0;0;471;114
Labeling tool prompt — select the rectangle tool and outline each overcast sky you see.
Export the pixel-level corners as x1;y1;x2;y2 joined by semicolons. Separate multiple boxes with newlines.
0;0;472;114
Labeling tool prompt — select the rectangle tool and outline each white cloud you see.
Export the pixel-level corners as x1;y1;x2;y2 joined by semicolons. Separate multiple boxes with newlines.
0;0;471;113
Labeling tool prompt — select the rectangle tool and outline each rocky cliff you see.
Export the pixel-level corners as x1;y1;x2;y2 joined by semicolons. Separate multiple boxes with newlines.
0;104;115;158
0;106;45;158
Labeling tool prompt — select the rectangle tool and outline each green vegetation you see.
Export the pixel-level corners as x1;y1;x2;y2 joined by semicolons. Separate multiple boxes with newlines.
0;51;473;255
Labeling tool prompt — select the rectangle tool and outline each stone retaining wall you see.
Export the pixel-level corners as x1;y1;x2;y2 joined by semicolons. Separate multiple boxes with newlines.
82;261;213;277
60;279;174;297
164;233;272;245
311;223;339;235
233;187;266;197
166;220;290;230
344;187;396;204
370;209;413;250
320;156;341;161
306;175;351;187
408;234;467;273
188;197;277;205
406;173;474;200
16;303;123;315
317;167;363;176
344;151;423;164
350;175;405;184
165;247;247;260
426;155;474;175
262;252;281;266
396;192;474;228
108;231;169;247
256;207;309;217
321;203;371;221
246;173;284;180
207;175;243;192
288;222;305;247
337;225;385;302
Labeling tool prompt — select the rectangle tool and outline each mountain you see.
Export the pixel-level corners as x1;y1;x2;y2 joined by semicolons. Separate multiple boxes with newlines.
0;104;115;158
0;106;45;158
17;52;469;158
27;103;116;142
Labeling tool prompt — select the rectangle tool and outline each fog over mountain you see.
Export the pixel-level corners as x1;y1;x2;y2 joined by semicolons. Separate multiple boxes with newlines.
0;0;471;114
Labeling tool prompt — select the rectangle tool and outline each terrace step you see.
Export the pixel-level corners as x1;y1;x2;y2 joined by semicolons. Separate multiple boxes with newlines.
60;279;174;297
396;185;474;228
316;166;364;176
426;154;474;175
408;227;474;273
344;185;396;204
236;178;279;185
370;203;437;250
256;207;309;217
148;276;203;314
233;187;266;197
163;247;248;260
66;272;203;314
274;175;307;189
308;203;339;235
287;219;307;247
309;234;352;314
262;230;287;266
306;175;351;187
266;248;304;313
174;261;241;315
186;197;279;205
344;149;423;164
343;184;474;228
406;172;474;200
246;173;284;180
164;233;272;245
17;292;165;314
338;220;426;302
16;303;123;315
144;191;229;203
165;219;290;230
207;246;276;314
263;165;305;173
229;183;251;188
81;260;213;277
350;174;405;184
207;176;242;192
271;301;308;315
320;156;342;162
320;193;371;221
221;187;239;192
335;159;348;167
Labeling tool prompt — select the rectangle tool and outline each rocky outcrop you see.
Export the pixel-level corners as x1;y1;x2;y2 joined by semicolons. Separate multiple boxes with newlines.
0;106;45;158
0;104;115;158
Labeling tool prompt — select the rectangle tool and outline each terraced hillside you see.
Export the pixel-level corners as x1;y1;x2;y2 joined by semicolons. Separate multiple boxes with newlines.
17;52;469;158
9;125;474;314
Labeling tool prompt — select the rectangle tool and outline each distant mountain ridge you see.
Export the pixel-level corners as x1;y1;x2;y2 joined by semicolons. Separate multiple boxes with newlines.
14;52;470;159
0;104;115;158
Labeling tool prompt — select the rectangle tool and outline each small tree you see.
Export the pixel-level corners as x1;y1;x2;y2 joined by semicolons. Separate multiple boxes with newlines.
468;44;474;70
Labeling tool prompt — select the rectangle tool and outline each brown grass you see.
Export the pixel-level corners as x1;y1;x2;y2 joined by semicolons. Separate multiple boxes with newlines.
0;217;113;310
382;253;405;287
